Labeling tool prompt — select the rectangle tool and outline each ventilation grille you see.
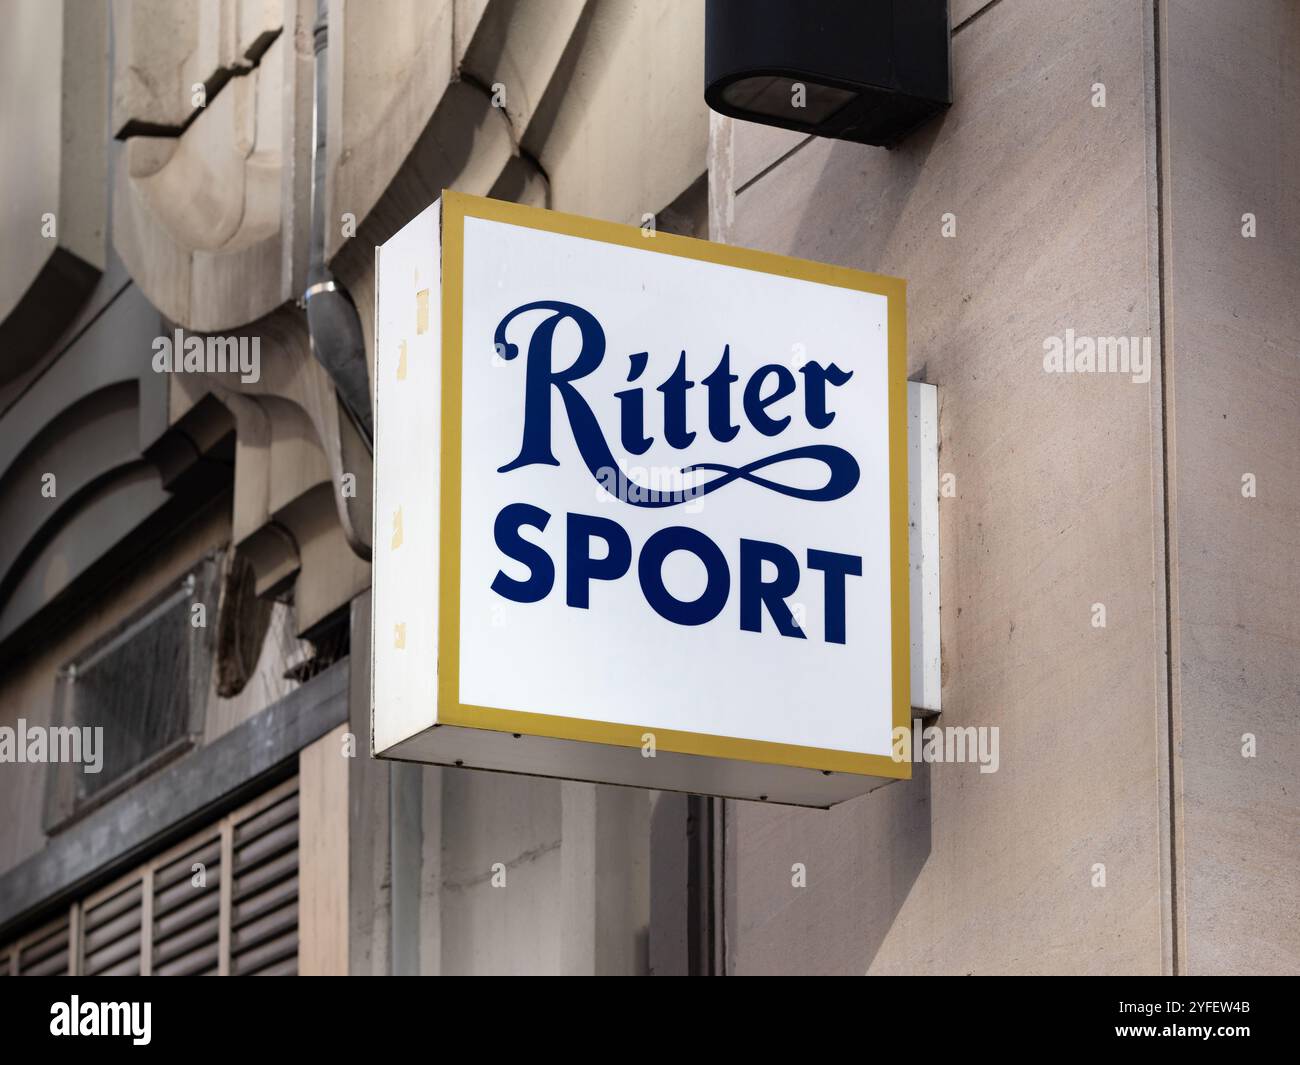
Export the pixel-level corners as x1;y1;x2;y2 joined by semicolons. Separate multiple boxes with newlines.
151;832;221;976
2;777;297;976
82;879;143;976
15;913;70;976
44;560;219;832
230;788;299;976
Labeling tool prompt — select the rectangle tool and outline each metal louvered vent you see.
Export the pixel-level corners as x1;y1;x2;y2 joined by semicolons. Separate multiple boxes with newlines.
229;786;299;976
151;832;221;976
15;913;71;976
44;558;220;832
2;777;298;976
81;879;143;976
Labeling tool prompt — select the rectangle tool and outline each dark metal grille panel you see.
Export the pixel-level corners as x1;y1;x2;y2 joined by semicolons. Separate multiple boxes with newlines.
16;914;71;976
152;833;221;976
230;788;299;976
3;776;298;976
82;880;143;976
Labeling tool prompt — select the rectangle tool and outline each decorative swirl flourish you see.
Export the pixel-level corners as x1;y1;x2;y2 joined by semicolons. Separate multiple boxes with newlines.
602;444;860;509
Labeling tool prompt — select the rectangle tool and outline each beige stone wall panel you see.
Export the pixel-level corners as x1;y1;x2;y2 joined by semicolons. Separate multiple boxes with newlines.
718;0;1167;976
1161;0;1300;975
0;0;108;387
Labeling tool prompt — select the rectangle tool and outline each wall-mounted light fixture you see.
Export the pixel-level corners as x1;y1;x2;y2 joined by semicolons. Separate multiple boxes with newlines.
704;0;951;149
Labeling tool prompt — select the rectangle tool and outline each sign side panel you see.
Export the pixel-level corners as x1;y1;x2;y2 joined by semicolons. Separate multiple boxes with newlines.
908;380;940;714
373;202;441;753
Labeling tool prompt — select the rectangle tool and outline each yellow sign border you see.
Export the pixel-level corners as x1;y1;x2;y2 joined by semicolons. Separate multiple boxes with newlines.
437;189;910;779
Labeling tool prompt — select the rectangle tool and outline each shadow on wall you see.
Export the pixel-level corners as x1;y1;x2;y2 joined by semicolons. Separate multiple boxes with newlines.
723;111;948;975
728;760;934;975
792;110;946;274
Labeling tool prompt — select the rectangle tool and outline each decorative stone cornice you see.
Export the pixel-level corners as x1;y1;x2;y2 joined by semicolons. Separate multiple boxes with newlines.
165;304;371;636
110;0;313;333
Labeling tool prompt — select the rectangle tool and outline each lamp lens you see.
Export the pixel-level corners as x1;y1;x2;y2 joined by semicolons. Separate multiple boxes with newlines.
720;76;856;125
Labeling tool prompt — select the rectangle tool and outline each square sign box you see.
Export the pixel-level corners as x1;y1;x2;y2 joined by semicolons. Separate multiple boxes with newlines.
372;191;911;807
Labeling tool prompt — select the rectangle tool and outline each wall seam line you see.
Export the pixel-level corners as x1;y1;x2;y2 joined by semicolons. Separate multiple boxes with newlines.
1152;0;1183;977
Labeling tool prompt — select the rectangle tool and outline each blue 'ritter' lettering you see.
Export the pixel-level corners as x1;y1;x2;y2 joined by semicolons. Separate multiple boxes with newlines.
488;300;866;644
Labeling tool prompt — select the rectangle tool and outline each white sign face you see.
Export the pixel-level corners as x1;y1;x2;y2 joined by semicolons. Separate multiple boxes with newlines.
373;192;910;803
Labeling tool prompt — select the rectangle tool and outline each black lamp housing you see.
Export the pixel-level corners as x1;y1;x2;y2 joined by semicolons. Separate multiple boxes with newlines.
705;0;952;149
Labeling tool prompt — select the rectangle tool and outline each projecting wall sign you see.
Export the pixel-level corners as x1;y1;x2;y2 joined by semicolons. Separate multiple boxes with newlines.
372;191;918;807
